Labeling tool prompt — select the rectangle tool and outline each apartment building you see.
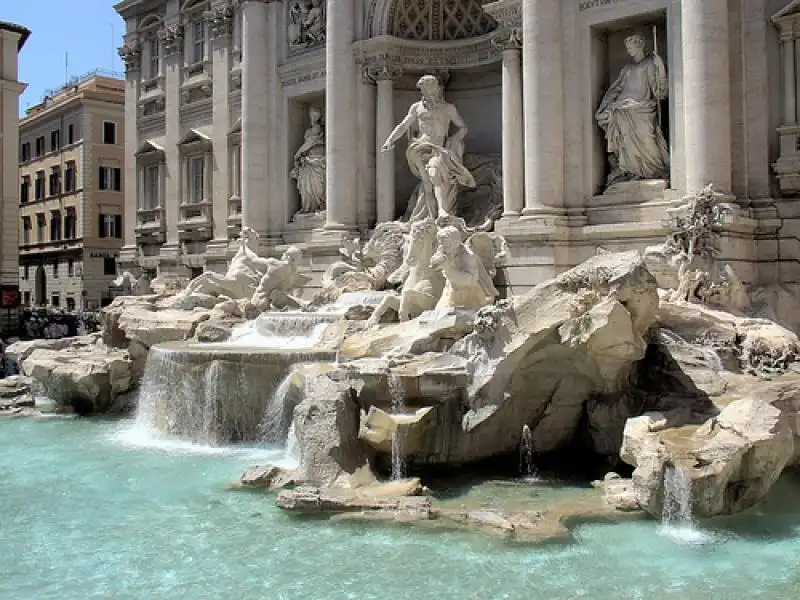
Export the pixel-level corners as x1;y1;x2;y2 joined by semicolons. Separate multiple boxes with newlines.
0;22;30;334
18;72;125;310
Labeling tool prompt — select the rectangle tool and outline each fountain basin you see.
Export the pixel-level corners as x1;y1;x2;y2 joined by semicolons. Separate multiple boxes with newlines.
137;341;336;444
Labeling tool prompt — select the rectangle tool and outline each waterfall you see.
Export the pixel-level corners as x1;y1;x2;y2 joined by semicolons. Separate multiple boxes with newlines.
258;372;295;444
662;464;693;525
227;312;341;349
519;424;536;479
389;373;407;481
659;464;710;544
285;421;301;466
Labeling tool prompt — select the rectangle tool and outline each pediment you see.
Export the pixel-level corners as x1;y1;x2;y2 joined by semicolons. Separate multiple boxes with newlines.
135;139;164;156
177;128;211;146
773;0;800;23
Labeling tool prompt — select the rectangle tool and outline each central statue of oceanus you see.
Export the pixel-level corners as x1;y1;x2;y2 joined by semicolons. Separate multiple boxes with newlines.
381;74;475;220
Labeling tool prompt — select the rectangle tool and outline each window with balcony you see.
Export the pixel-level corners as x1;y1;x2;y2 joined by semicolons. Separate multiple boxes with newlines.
66;296;75;311
49;166;61;197
50;210;62;242
20;176;30;204
64;161;76;192
22;217;31;245
36;213;46;242
34;171;45;200
99;166;121;191
149;37;160;79
186;156;205;205
191;20;205;64
99;213;122;239
144;164;160;209
65;207;77;239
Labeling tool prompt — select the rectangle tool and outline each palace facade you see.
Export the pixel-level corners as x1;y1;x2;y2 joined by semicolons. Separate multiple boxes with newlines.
114;0;800;295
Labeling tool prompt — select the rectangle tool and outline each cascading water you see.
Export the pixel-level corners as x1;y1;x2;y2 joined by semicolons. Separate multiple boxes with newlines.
388;374;407;481
519;424;536;480
660;464;709;545
657;329;724;372
227;312;340;349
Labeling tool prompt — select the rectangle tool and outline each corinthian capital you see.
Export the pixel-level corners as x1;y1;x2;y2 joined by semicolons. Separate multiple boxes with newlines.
159;23;184;55
204;5;234;38
365;63;403;84
118;42;141;73
492;27;521;51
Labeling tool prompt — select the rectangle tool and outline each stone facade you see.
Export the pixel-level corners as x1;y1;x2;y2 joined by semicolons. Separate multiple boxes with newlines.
114;0;800;296
18;74;126;311
0;22;30;335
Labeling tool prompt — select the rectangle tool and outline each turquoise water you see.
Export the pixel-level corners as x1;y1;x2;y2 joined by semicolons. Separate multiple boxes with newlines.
2;417;800;600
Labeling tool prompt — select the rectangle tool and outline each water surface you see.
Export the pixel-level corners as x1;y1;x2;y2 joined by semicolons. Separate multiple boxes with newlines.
2;417;800;600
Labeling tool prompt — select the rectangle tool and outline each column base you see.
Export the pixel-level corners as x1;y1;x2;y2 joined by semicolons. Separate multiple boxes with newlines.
519;207;577;227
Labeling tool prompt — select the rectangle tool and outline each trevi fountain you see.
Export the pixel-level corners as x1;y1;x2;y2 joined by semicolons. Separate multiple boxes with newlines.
8;0;800;594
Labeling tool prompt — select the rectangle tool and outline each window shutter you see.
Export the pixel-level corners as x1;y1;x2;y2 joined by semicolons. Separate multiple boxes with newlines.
114;168;121;191
99;167;106;190
114;215;122;238
99;214;106;238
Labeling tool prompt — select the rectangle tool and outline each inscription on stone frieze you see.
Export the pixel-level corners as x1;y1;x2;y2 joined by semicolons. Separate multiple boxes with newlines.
578;0;629;11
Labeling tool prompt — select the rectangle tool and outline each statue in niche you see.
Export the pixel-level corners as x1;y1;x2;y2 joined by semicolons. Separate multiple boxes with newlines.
290;105;326;216
288;0;325;48
595;31;670;190
382;74;476;221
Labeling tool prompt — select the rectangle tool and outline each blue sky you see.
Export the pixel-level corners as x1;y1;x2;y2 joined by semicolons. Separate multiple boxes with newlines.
5;0;125;115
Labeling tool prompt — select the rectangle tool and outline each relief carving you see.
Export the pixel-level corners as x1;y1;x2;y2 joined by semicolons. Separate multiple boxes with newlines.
288;0;326;49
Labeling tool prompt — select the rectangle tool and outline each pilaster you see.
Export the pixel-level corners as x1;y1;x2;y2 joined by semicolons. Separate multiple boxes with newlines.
367;63;403;224
118;39;142;269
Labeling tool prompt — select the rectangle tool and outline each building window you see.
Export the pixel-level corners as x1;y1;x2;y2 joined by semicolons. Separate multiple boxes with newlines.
104;257;117;276
99;213;122;239
50;130;60;152
23;291;30;306
49;166;61;197
51;294;60;307
149;37;160;79
35;136;45;157
192;20;205;64
20;176;30;204
21;142;30;162
232;145;242;198
103;121;117;145
67;124;74;145
65;207;77;239
52;259;60;279
66;296;75;311
186;156;204;204
22;217;31;245
99;166;121;191
36;213;46;242
68;259;74;277
50;210;62;241
145;164;160;209
23;265;29;281
35;171;45;200
64;161;76;192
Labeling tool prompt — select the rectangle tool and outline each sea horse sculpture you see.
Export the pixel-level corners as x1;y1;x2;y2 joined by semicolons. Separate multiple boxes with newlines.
366;218;444;326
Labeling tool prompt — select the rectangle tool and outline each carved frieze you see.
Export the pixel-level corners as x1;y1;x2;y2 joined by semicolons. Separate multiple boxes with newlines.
288;0;326;51
204;5;234;38
118;42;141;73
159;24;184;55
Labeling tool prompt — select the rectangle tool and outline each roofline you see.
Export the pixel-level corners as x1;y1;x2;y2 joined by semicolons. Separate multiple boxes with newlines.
0;21;31;50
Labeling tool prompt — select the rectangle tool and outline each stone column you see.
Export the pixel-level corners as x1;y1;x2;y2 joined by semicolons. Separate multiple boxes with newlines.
208;5;233;254
682;0;732;194
370;64;402;224
160;23;184;264
118;41;141;268
240;0;270;237
785;35;798;124
521;0;563;218
325;0;358;230
495;30;524;217
357;71;377;227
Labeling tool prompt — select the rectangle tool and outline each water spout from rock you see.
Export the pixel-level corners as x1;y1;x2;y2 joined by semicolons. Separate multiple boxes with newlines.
660;464;709;545
519;424;536;479
389;373;406;481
